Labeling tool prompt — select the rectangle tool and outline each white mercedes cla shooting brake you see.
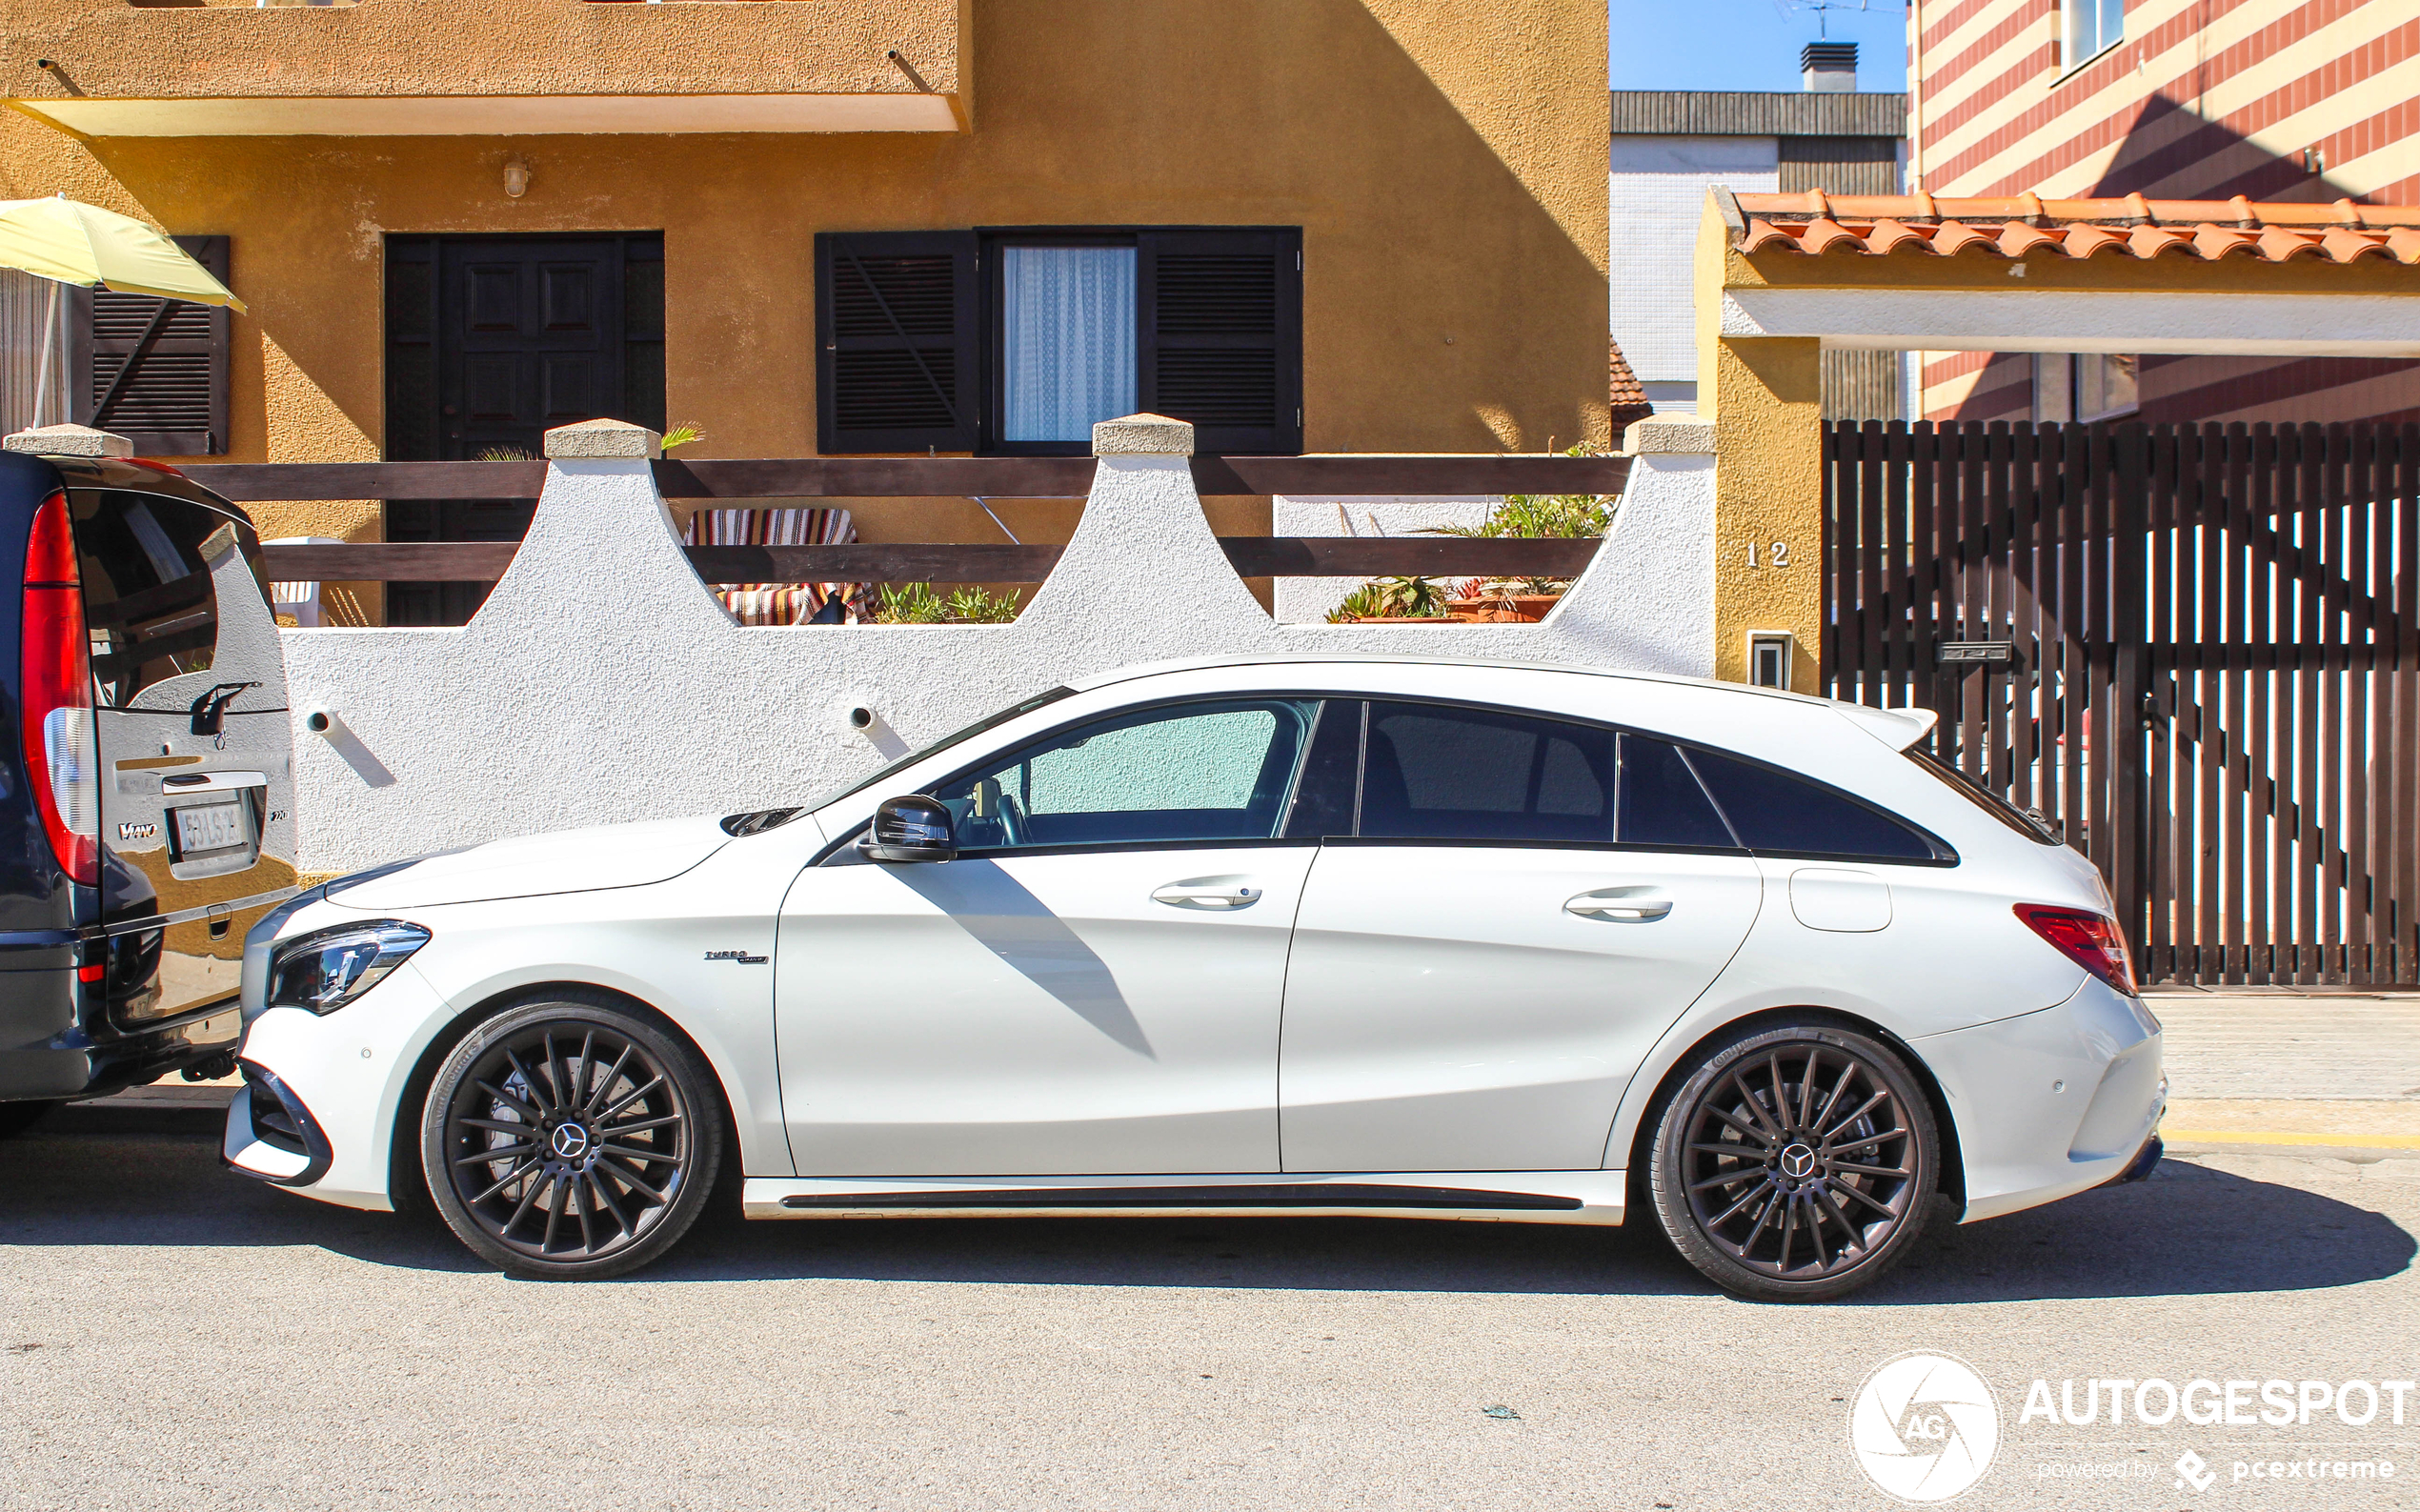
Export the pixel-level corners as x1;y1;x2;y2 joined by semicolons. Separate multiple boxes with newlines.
228;657;2164;1300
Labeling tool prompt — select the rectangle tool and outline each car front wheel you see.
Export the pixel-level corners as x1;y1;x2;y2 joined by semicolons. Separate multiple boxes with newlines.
1647;1020;1939;1302
421;997;723;1280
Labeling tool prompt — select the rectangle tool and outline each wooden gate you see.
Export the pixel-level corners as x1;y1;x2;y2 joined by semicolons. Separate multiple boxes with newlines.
1824;420;2420;987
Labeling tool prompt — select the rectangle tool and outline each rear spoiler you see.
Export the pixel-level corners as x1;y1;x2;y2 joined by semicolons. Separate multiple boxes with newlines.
1837;703;1941;752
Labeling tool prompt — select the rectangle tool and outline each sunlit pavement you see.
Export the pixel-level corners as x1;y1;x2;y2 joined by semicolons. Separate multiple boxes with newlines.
1;1097;2412;1511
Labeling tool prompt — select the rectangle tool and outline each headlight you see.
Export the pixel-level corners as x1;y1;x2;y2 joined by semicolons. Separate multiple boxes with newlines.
266;921;430;1015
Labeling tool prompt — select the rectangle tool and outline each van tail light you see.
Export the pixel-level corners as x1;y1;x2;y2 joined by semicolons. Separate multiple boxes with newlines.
2014;904;2135;997
21;491;99;888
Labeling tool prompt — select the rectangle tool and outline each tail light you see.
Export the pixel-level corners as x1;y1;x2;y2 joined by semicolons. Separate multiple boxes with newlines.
21;491;98;888
2014;904;2135;997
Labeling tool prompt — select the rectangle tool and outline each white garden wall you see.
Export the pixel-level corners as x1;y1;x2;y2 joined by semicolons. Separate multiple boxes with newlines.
277;424;1716;873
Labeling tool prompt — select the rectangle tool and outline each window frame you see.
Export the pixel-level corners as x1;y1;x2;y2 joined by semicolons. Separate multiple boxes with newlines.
816;690;1957;868
2056;0;2126;80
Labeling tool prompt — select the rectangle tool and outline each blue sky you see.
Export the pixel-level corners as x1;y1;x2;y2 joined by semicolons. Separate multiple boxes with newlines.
1610;0;1909;93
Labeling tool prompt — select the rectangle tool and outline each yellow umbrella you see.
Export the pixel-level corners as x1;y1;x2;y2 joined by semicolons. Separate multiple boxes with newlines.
0;194;246;312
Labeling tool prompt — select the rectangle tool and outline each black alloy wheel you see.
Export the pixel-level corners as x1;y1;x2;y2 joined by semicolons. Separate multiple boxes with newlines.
1648;1022;1939;1302
422;998;722;1280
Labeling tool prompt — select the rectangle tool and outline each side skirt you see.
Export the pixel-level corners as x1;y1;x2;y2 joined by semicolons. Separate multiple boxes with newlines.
741;1170;1626;1225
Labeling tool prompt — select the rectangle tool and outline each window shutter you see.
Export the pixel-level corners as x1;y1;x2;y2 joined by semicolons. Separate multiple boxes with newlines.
1138;229;1301;455
71;234;231;456
816;231;978;454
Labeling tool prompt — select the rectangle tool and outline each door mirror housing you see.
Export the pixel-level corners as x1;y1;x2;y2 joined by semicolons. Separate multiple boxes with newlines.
860;795;958;863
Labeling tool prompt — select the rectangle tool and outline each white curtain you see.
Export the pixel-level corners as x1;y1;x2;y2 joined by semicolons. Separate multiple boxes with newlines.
0;269;71;436
1001;246;1136;443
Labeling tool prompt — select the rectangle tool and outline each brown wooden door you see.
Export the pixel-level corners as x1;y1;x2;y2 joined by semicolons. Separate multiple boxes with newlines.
384;234;664;625
1825;420;2420;988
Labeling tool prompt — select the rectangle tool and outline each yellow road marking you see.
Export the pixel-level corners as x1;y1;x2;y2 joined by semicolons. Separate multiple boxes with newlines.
2162;1128;2420;1149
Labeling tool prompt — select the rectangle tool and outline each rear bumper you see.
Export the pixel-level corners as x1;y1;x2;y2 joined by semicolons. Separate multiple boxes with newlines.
1914;977;2167;1223
0;964;239;1102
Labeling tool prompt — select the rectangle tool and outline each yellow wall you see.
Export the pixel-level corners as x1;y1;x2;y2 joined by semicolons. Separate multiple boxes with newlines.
1696;195;1822;691
1;0;1609;601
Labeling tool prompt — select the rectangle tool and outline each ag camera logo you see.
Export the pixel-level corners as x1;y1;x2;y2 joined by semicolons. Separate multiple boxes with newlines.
1848;1351;2002;1503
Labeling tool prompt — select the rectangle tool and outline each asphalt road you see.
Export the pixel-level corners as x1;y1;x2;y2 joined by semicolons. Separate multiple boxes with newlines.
2;1107;2415;1512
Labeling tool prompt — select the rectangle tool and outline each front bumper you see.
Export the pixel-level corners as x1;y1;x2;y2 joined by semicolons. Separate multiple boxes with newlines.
223;958;454;1212
1915;976;2167;1223
222;1065;332;1187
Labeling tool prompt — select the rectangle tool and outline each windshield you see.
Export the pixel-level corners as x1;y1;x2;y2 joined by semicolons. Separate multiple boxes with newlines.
803;686;1076;814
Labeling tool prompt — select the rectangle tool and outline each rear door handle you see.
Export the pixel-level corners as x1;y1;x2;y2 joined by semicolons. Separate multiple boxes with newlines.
1152;883;1262;910
1565;889;1673;921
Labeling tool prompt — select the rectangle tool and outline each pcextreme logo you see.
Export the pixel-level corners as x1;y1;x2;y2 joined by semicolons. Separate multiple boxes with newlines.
1848;1351;2003;1503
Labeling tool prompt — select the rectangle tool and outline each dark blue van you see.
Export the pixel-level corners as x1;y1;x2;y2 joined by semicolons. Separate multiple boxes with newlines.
0;446;295;1136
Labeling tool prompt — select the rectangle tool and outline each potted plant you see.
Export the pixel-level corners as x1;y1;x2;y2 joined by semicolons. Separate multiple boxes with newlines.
1423;446;1615;622
1326;575;1455;623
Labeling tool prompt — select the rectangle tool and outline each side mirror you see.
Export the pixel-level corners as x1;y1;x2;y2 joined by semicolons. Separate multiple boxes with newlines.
859;795;957;863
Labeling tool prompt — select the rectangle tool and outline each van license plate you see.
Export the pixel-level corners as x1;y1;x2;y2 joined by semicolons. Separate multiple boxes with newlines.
175;800;246;857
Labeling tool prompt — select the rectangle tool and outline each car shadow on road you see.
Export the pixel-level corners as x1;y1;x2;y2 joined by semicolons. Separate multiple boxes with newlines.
5;1118;2410;1302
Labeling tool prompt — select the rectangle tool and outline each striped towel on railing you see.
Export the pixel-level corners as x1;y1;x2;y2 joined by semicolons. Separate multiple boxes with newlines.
682;507;870;625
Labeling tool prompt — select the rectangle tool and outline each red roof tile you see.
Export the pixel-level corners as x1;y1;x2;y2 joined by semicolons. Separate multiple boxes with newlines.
1731;192;2420;265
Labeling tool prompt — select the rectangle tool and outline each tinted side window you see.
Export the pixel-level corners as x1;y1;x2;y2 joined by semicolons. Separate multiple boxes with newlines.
1686;748;1946;862
929;699;1316;850
1360;701;1613;843
1616;735;1737;849
70;490;258;708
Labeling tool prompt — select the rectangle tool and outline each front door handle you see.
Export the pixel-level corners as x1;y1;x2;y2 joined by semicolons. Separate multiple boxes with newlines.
1152;882;1262;910
1565;888;1673;922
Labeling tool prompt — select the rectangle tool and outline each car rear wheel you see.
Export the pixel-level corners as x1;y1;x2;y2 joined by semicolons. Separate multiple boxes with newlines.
1647;1021;1939;1303
421;998;723;1280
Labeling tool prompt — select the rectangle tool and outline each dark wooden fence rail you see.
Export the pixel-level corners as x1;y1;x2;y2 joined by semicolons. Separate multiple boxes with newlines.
260;537;1606;584
191;454;1630;503
220;454;1626;583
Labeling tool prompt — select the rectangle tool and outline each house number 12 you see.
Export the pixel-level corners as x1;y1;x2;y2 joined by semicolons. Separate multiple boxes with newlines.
1745;540;1792;568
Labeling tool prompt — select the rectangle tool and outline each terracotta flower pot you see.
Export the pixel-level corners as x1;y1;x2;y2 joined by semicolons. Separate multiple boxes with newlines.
1445;595;1561;623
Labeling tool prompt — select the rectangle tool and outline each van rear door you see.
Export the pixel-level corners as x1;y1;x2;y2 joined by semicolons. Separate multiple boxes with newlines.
70;485;296;1027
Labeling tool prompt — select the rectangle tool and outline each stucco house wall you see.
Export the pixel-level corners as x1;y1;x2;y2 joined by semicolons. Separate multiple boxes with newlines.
0;0;1611;593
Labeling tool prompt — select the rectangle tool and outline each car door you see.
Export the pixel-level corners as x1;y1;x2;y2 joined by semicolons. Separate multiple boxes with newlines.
74;485;295;1029
1279;701;1765;1174
775;696;1328;1178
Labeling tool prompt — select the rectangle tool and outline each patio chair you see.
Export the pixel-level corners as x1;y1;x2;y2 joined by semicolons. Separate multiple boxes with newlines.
266;535;340;627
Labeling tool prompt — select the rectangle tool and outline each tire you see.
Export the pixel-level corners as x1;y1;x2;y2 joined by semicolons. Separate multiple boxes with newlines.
420;997;724;1280
0;1099;59;1139
1647;1020;1939;1303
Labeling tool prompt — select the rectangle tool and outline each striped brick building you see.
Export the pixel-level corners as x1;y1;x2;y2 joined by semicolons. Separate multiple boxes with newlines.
1909;0;2420;424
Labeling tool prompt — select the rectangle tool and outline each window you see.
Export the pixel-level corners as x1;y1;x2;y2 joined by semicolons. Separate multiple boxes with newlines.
2063;0;2125;69
815;227;1302;455
1358;701;1616;843
70;489;267;707
999;245;1137;443
2031;353;2137;424
1617;736;1738;849
2076;353;2138;422
928;699;1317;850
1686;748;1950;863
1906;748;2063;845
